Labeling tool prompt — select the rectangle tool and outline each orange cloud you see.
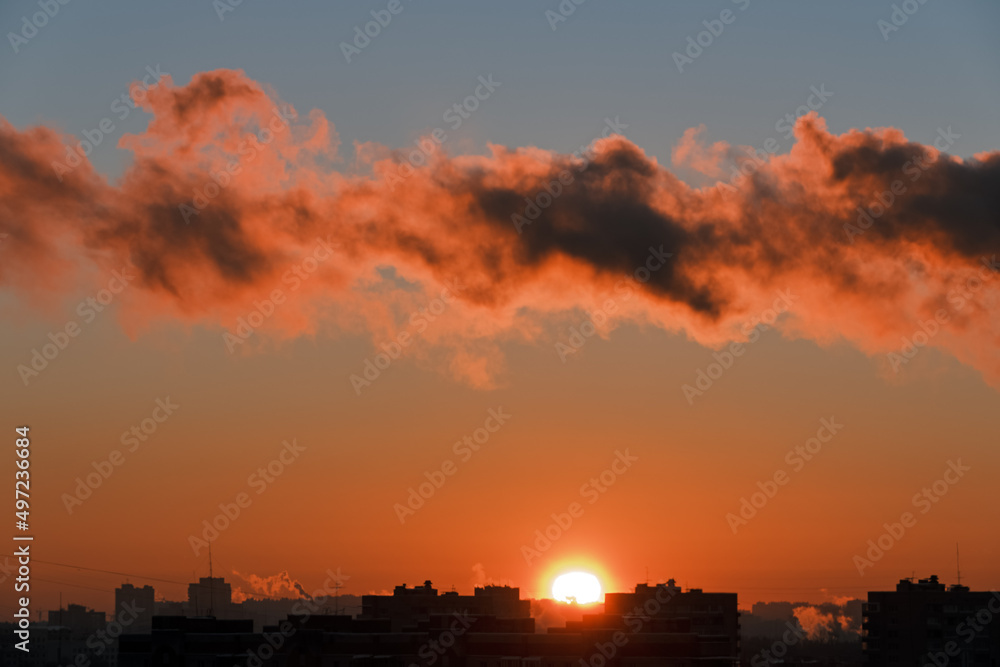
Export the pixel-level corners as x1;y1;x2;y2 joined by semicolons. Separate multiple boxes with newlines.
671;124;731;178
2;69;998;387
792;604;858;641
231;569;311;602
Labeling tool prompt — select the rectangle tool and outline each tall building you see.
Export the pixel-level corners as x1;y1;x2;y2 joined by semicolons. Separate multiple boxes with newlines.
115;583;155;634
863;574;1000;666
186;576;233;617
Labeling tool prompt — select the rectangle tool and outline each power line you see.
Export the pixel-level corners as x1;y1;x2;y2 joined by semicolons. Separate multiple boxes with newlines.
0;555;191;587
6;554;332;602
34;577;118;594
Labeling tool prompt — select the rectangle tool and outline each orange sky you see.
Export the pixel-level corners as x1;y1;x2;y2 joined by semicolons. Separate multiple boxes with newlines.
1;67;998;619
2;307;997;616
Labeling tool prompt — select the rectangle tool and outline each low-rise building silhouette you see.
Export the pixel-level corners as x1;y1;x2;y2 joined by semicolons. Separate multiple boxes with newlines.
46;603;106;637
37;604;110;667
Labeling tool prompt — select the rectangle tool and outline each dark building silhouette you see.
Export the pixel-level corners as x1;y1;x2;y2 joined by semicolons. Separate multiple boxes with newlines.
118;580;741;666
186;576;233;617
863;575;1000;666
604;579;740;658
547;610;738;665
361;580;531;631
37;604;110;667
118;614;502;667
155;598;185;616
46;603;106;636
119;610;741;666
119;616;256;667
115;583;155;634
116;576;361;632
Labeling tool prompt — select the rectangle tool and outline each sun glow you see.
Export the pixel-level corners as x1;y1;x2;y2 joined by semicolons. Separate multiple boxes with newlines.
552;571;602;604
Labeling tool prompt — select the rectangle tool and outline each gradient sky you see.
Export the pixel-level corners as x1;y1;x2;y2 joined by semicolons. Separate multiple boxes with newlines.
1;0;999;617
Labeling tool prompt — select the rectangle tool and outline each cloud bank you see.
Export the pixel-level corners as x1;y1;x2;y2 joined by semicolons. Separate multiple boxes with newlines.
2;69;998;387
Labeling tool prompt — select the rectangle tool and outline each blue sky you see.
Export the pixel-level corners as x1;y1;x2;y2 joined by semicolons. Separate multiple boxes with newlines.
2;0;998;180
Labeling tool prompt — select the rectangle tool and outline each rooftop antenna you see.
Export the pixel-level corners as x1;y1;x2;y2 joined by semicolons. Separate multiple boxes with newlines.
208;543;215;617
645;567;649;586
956;543;962;586
57;592;63;665
332;576;343;615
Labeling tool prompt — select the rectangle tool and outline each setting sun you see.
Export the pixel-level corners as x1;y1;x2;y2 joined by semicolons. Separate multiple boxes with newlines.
552;572;602;604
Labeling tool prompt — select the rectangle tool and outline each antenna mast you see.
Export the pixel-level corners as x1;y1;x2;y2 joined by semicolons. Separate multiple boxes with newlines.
333;577;343;615
208;544;215;617
956;543;962;586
